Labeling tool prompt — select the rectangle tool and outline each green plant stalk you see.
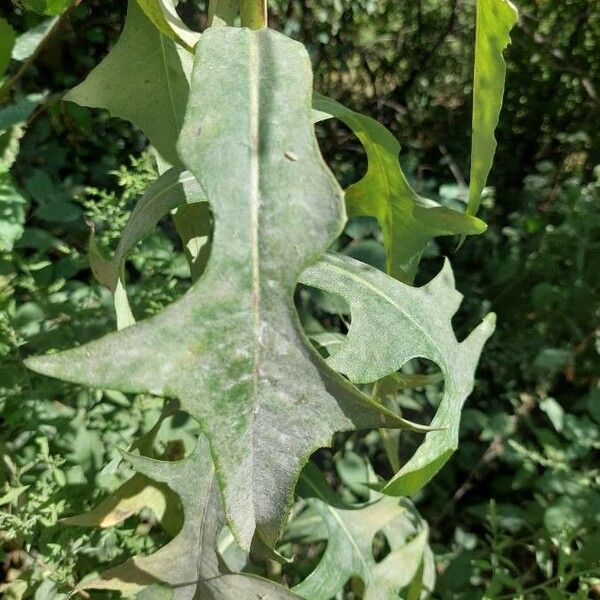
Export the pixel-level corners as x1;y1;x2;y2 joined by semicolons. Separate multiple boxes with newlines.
240;0;267;29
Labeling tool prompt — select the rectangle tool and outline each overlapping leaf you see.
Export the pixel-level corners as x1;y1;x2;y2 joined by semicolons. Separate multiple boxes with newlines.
64;0;192;166
208;0;240;26
62;472;178;532
88;168;205;328
26;26;427;550
136;0;200;50
314;93;487;283
468;0;518;216
292;464;434;600
300;252;495;496
78;435;304;600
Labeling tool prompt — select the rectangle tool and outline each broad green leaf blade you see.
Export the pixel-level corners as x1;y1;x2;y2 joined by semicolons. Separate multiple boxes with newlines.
0;18;16;79
79;437;304;600
468;0;518;216
26;27;426;550
12;17;58;62
293;465;432;600
64;0;192;166
136;0;201;50
314;93;486;283
300;252;495;496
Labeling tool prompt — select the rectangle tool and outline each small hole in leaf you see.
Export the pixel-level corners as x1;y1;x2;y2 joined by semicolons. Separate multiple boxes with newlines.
152;407;203;459
280;504;329;588
372;529;392;563
295;283;350;359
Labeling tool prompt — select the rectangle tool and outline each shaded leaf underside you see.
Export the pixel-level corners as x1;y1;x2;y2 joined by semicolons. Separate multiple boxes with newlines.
64;0;191;166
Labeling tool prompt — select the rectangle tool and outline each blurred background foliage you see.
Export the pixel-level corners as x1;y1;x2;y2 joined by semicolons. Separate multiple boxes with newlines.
0;0;598;598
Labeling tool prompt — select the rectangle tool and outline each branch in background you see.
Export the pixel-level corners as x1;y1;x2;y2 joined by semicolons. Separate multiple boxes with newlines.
394;0;459;100
517;5;598;103
0;0;81;103
439;143;467;188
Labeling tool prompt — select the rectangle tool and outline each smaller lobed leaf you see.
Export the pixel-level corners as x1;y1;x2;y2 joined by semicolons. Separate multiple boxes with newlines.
293;464;434;600
300;252;495;496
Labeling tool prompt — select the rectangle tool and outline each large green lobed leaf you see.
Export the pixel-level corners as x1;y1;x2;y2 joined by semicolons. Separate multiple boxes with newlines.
26;26;425;550
293;464;434;600
314;93;486;283
77;436;304;600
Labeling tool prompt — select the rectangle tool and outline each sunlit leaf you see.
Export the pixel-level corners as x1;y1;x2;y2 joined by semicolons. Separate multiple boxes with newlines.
61;473;177;532
136;0;200;50
12;17;58;61
315;93;487;283
16;0;70;16
468;0;518;216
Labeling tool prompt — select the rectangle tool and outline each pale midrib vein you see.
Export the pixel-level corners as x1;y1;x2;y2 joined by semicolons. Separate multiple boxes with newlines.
329;508;372;578
195;474;216;585
249;33;261;533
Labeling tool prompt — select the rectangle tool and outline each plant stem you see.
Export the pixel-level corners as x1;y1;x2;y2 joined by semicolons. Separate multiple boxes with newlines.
240;0;267;29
